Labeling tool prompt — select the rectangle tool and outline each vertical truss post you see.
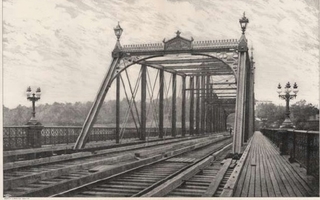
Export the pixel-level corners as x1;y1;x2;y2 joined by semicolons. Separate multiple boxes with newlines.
140;64;147;141
213;101;217;132
249;52;256;138
233;34;249;154
251;68;256;136
189;76;195;135
195;76;200;135
218;107;221;132
181;76;186;137
206;75;210;133
159;69;164;139
216;104;219;131
116;74;120;144
201;76;206;134
244;58;251;142
224;110;227;131
209;85;213;133
171;73;177;137
221;108;224;131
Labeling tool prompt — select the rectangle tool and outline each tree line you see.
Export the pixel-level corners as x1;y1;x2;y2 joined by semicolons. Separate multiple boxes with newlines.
4;98;318;131
256;100;319;130
3;98;186;126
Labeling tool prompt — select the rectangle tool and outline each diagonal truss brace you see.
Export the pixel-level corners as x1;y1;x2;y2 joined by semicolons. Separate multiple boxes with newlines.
74;57;121;150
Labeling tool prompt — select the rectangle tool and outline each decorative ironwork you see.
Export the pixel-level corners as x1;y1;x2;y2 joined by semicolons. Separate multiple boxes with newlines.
307;132;319;177
3;126;185;150
295;131;308;168
122;39;238;53
41;126;82;145
3;126;28;150
193;39;238;50
164;31;193;50
122;43;164;52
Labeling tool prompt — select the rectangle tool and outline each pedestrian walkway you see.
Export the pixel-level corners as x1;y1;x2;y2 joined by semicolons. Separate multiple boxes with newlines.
234;131;318;197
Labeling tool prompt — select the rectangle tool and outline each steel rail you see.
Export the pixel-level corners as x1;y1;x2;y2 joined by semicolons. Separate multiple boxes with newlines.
52;136;232;197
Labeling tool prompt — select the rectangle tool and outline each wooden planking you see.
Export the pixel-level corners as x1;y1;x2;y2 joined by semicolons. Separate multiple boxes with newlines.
265;142;311;195
260;132;283;196
285;157;318;195
262;135;305;196
257;144;267;197
264;142;302;197
263;136;312;196
247;142;256;197
258;133;290;197
264;153;283;196
233;132;317;197
262;155;276;196
254;144;261;197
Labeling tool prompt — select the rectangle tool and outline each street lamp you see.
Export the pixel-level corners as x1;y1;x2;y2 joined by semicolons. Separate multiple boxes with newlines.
114;22;123;41
26;86;41;122
277;82;298;128
239;12;249;34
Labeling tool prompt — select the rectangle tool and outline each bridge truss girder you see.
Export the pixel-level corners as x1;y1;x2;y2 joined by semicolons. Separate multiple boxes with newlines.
74;26;255;155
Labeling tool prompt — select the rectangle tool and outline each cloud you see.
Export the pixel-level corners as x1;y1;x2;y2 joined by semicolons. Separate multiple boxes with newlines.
3;0;319;108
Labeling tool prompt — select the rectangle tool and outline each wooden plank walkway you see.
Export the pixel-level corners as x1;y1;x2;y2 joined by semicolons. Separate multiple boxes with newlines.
234;131;318;197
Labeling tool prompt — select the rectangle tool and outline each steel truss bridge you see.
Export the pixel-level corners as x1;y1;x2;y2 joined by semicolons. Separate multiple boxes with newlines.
4;14;318;198
73;17;255;155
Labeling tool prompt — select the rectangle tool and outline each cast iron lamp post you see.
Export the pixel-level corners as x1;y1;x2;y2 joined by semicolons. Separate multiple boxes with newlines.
26;86;41;123
239;12;249;34
25;86;43;148
277;82;298;128
113;22;123;70
114;22;123;41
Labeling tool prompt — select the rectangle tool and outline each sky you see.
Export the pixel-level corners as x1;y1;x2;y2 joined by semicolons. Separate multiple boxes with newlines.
2;0;319;109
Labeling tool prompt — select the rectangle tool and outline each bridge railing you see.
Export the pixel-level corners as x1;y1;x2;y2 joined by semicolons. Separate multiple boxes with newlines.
261;128;319;178
3;126;186;151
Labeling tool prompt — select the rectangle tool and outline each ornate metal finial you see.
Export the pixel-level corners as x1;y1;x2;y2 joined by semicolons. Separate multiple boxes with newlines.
176;30;181;36
286;82;291;88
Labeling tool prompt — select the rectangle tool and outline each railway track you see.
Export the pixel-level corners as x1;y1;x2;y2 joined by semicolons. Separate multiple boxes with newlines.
165;150;234;197
4;134;220;186
52;137;233;197
4;134;230;197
